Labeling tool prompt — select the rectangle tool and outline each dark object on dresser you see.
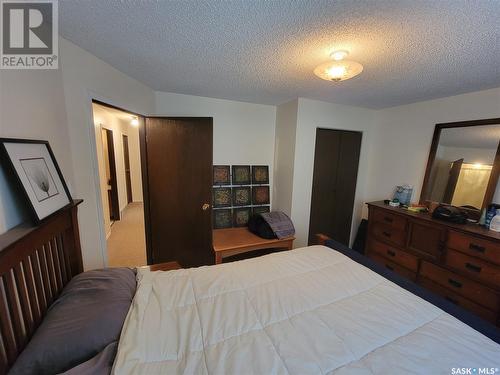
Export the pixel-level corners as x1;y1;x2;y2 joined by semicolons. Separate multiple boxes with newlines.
432;205;468;224
365;201;500;326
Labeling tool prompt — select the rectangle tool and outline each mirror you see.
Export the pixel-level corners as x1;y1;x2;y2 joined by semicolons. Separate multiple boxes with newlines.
421;119;500;216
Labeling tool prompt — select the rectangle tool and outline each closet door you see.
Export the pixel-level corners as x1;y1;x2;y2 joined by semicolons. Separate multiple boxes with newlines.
308;128;362;246
143;117;213;267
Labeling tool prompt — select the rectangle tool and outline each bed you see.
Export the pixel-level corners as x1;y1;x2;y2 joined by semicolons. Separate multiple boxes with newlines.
1;203;499;374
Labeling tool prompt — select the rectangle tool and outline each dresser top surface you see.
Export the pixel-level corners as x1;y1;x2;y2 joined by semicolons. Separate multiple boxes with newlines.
367;201;500;241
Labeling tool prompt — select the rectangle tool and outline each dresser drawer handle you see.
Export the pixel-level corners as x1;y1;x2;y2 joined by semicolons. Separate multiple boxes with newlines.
383;217;393;223
385;264;394;271
448;278;462;288
469;243;485;253
382;231;392;238
387;250;396;257
445;296;459;305
465;263;482;273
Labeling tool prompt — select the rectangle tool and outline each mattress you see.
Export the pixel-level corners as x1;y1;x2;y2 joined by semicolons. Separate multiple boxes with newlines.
112;245;500;374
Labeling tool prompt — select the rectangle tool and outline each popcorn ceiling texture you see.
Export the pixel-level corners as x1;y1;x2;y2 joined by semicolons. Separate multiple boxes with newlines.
59;0;500;109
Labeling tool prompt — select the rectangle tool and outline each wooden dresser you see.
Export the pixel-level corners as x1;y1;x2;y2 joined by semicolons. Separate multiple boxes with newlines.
366;201;500;326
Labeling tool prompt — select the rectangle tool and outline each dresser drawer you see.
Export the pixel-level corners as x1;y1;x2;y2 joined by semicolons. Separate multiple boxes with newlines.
371;222;406;247
420;261;499;311
369;253;417;281
448;230;500;266
371;208;407;231
419;278;497;323
368;238;418;272
445;249;500;289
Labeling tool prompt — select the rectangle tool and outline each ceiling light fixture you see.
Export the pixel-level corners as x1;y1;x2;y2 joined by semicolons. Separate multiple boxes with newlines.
131;117;139;127
314;50;363;82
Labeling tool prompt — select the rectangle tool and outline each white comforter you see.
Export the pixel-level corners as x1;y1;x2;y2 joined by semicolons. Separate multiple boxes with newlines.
113;246;500;374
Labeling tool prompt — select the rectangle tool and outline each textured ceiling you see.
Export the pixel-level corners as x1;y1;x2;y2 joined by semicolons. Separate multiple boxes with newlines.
440;124;500;149
59;0;500;108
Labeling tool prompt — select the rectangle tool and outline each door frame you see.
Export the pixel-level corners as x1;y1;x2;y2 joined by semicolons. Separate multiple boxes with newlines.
101;127;121;221
89;98;151;264
122;134;133;204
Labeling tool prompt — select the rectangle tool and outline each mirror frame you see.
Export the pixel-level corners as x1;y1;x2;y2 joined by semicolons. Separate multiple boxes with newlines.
420;118;500;213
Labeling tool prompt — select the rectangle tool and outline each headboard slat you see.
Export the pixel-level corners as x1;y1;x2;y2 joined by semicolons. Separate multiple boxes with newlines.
0;280;16;366
12;264;34;340
0;200;83;374
31;252;48;317
38;247;53;305
21;258;41;327
3;272;26;351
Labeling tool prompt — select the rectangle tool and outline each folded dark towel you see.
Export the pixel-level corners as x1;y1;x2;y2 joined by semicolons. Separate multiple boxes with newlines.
261;212;295;239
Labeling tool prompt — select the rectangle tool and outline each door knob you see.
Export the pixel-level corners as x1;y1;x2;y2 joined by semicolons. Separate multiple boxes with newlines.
202;203;210;211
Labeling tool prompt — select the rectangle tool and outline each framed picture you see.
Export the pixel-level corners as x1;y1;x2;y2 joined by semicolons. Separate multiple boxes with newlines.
252;205;270;215
213;208;233;229
233;207;251;227
213;187;232;208
252;165;269;185
213;165;230;185
0;139;72;222
252;186;270;205
232;186;251;206
231;165;251;185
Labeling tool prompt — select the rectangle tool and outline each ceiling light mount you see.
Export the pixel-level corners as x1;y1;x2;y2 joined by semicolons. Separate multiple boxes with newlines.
330;50;348;61
314;49;363;82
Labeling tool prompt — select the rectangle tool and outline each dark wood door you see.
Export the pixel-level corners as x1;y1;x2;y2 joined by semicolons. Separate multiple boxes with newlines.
102;128;120;221
308;128;362;246
443;158;464;203
122;134;133;204
143;117;213;267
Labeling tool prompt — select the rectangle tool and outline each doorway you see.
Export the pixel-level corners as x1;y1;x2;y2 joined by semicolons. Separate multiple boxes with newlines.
101;128;120;222
122;134;133;204
92;101;147;267
308;128;362;246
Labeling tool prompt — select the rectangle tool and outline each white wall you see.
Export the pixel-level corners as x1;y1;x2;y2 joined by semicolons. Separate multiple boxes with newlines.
0;68;73;233
273;99;298;215
59;38;155;270
368;87;500;205
154;92;277;202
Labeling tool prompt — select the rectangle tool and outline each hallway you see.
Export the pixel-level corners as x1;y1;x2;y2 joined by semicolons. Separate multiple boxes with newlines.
107;202;147;267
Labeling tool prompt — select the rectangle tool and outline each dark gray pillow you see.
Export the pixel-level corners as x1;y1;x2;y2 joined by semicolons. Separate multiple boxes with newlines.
59;341;118;375
9;268;136;375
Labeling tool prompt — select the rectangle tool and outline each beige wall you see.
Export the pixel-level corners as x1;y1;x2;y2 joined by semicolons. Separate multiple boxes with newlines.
272;99;298;216
368;88;500;205
154;91;277;204
0;67;73;233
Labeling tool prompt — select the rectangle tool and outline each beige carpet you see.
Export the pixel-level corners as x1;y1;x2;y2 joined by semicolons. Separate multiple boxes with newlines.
107;202;147;267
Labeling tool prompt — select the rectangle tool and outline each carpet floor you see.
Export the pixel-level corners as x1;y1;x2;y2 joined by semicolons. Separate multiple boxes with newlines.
107;202;147;267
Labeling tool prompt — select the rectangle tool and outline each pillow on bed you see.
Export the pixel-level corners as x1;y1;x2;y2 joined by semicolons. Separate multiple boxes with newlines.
9;267;136;375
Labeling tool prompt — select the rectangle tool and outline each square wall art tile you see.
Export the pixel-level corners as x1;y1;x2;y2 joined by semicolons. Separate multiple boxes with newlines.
252;165;269;184
252;186;270;205
213;209;233;229
232;186;251;206
213;165;230;185
233;207;251;227
213;187;232;208
232;165;251;185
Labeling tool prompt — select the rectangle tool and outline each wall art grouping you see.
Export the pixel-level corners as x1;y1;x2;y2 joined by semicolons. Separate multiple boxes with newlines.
212;165;270;229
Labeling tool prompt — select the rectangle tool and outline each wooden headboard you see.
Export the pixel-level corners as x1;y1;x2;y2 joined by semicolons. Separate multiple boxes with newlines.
0;200;83;374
